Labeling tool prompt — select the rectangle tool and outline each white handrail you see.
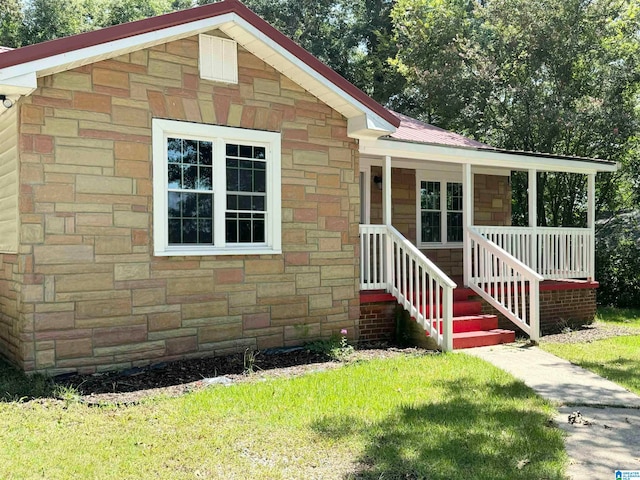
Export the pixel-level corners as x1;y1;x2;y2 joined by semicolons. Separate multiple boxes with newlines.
360;224;456;351
474;226;593;279
467;227;542;341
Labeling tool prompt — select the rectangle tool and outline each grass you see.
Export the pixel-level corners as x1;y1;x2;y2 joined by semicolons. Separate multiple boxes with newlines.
594;306;640;327
540;307;640;396
0;354;566;480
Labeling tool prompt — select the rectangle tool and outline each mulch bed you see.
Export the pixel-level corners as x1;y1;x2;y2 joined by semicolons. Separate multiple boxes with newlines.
55;343;432;405
541;322;640;344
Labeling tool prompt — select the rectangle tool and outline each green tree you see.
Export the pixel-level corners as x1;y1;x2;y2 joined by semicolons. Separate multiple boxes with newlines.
20;0;94;44
392;0;640;225
0;0;23;48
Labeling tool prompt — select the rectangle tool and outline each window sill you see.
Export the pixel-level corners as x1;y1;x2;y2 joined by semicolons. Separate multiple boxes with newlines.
154;245;282;257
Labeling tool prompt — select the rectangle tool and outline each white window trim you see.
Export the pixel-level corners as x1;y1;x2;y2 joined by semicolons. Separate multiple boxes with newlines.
152;119;281;256
416;170;463;249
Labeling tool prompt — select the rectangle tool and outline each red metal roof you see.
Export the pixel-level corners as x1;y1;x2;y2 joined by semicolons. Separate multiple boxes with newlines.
0;0;399;128
387;110;488;148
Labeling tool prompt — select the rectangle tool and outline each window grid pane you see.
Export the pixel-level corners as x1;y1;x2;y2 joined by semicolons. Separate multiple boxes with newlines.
420;181;441;243
226;143;267;243
167;137;214;245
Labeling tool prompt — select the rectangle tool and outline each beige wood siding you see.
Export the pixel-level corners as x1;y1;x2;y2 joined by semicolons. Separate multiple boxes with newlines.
0;108;18;253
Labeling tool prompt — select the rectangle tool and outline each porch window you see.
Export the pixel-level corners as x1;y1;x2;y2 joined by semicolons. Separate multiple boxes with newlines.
152;119;281;256
419;179;463;247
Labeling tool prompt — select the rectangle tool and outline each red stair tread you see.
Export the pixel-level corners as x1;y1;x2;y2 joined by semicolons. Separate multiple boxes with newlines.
452;314;498;333
452;329;515;349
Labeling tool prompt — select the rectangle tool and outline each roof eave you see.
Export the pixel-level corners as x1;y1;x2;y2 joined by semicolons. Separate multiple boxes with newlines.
360;137;618;174
0;0;398;138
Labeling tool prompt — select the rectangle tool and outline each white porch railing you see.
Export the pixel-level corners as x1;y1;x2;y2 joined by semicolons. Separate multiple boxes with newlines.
467;228;543;341
474;226;593;280
360;224;457;351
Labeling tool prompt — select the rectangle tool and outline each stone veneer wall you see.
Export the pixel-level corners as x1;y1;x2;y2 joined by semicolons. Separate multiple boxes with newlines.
369;167;510;278
13;35;360;373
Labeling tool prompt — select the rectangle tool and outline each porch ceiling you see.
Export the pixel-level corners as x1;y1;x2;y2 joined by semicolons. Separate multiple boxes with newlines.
359;137;617;174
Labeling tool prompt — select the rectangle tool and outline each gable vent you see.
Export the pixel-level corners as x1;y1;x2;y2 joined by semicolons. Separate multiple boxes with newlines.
199;34;238;84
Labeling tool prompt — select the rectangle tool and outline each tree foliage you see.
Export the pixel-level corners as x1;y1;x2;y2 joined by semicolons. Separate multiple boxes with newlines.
392;0;640;225
0;0;23;48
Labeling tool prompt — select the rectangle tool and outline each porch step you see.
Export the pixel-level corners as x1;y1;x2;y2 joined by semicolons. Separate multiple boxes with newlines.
425;314;499;335
453;314;499;333
453;300;482;317
452;329;516;349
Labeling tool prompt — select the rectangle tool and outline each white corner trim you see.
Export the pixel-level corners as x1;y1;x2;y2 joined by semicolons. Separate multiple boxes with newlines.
347;114;396;139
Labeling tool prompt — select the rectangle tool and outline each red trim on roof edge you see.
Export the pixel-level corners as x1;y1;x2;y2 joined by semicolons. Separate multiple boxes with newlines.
0;0;399;128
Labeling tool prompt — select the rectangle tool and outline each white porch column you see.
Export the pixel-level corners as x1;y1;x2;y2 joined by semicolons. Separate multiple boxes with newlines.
528;169;537;270
463;163;473;286
382;155;392;226
382;155;393;292
587;173;596;280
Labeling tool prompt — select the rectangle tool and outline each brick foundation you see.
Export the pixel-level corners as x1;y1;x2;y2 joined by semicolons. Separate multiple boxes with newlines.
358;299;396;342
471;282;598;335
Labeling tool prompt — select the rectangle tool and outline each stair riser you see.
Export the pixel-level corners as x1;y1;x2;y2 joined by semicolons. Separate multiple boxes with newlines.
453;331;515;349
423;316;499;335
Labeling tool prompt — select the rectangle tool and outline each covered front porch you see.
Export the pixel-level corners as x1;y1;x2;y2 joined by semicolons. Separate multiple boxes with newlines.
357;125;616;351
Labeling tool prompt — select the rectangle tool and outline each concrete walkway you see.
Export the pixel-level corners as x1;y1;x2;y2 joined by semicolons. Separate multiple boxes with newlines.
464;343;640;479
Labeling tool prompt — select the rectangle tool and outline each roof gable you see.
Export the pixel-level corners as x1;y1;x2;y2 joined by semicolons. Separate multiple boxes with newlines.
0;0;398;137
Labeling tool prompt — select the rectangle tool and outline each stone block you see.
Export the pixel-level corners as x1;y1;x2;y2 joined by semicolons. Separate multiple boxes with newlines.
257;281;295;298
245;259;284;275
34;311;74;331
21;224;44;244
112;105;149;128
243;312;270;330
253;78;280;96
148;59;183;80
95;236;131;255
114;211;148;228
93;68;129;90
199;322;242;343
229;290;256;308
115;142;149;161
34;245;94;265
132;288;165;307
148;312;182;332
42;117;78;137
33;184;74;203
56;338;93;359
213;268;244;284
56;272;114;292
271;302;308;321
321;264;354;280
165;336;197;355
52;72;92;91
76;298;131;318
167;276;214;296
73;92;112;113
76;175;133;195
293;150;328;166
114;263;149;281
21;104;44;125
57;145;113;167
182;300;228;320
93;325;147;347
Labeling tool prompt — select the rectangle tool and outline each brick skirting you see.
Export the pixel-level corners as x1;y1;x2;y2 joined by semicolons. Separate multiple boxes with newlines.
358;293;396;342
470;281;598;335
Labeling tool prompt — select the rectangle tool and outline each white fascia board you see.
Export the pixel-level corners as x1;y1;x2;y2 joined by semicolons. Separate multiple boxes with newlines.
360;138;618;174
0;72;37;96
0;14;237;82
218;19;396;138
347;114;397;139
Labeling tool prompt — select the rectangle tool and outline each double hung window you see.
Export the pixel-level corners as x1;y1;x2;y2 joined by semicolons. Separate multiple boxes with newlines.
153;119;281;256
418;177;463;247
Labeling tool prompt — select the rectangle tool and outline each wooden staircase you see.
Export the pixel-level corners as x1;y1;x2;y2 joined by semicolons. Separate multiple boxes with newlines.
448;287;515;349
361;287;516;350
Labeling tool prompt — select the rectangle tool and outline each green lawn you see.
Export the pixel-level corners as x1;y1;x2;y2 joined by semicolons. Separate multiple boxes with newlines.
0;354;566;480
541;307;640;396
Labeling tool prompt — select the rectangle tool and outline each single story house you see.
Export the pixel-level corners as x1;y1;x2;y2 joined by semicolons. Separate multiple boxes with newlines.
0;0;616;373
